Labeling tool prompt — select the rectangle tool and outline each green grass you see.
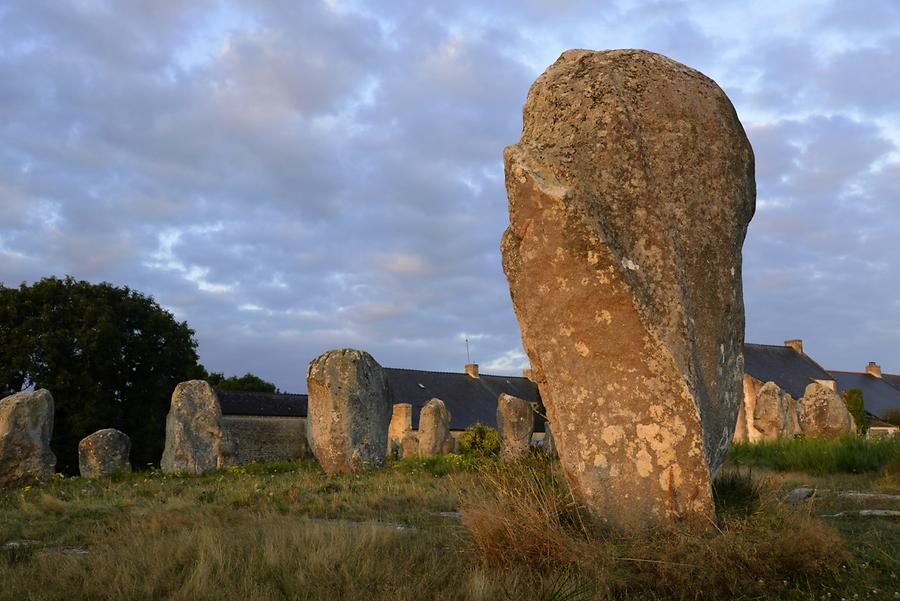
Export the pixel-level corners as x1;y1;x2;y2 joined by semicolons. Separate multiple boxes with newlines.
729;434;900;475
0;453;897;600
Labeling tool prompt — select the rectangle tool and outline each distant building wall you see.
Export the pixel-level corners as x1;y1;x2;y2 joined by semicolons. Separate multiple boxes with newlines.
222;415;309;464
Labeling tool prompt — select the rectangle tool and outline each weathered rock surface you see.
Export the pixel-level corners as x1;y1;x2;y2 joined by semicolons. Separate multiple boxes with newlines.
306;349;393;473
441;434;457;455
752;382;801;440
737;381;801;442
543;422;558;457
0;389;56;487
418;398;453;457
798;382;854;438
161;380;235;474
501;49;755;530
783;487;815;503
78;428;131;478
387;403;413;457
732;375;763;443
400;430;419;458
497;393;534;459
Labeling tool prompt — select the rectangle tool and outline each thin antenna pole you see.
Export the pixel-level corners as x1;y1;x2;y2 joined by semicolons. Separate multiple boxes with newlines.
466;338;470;364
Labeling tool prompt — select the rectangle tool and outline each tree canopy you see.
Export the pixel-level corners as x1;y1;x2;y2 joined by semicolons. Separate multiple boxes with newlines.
206;372;279;394
0;276;205;472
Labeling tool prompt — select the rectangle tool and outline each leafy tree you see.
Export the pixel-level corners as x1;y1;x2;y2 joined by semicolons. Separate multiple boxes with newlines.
206;372;279;394
0;277;205;472
841;388;868;435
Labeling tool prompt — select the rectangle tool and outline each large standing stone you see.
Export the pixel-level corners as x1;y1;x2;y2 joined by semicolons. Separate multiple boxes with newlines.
748;382;801;441
0;390;56;487
78;428;131;478
306;349;393;473
798;382;854;438
161;380;235;474
387;403;413;457
497;393;534;459
418;398;452;457
501;49;755;530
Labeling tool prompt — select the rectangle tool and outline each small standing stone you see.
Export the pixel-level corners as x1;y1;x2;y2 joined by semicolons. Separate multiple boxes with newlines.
0;389;56;487
782;487;815;503
161;380;236;474
750;381;801;441
441;435;457;455
400;430;419;459
78;428;131;478
387;403;413;457
306;348;393;473
798;382;855;438
497;393;534;460
418;398;452;457
543;422;557;457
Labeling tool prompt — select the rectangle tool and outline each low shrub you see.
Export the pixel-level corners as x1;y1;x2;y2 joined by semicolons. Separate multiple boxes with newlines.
729;434;900;474
458;423;501;457
391;453;491;476
841;388;868;434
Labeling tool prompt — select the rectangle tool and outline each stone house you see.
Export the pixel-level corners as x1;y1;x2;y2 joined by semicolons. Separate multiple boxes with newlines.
867;416;899;439
383;363;544;443
743;339;837;401
735;340;836;442
218;390;309;464
828;362;900;422
737;339;900;437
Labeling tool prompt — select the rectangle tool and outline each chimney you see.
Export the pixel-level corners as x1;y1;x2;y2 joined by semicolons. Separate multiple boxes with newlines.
866;362;882;378
814;378;836;392
784;339;803;354
465;363;479;378
522;368;533;381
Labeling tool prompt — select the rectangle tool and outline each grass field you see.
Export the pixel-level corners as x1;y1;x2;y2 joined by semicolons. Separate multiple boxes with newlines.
1;441;898;601
729;434;900;475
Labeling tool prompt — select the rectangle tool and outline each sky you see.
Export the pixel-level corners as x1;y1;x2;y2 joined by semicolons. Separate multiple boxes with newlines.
2;0;899;393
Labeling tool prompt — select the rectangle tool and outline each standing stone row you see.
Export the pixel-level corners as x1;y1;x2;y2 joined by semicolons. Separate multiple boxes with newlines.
0;389;132;486
734;380;855;443
388;398;455;460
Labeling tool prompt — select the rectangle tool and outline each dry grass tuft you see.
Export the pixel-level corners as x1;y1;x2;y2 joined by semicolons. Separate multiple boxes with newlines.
460;457;850;600
460;455;591;568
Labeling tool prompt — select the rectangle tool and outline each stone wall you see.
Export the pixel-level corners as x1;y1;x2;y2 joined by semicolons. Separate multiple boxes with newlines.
221;415;309;464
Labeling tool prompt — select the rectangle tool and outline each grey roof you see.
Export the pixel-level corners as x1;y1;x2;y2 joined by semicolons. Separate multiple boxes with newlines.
384;367;542;431
882;372;900;392
743;343;835;400
217;390;308;417
827;371;900;420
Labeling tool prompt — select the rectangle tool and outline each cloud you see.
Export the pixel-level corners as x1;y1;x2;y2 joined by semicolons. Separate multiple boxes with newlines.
2;0;899;391
483;349;530;373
